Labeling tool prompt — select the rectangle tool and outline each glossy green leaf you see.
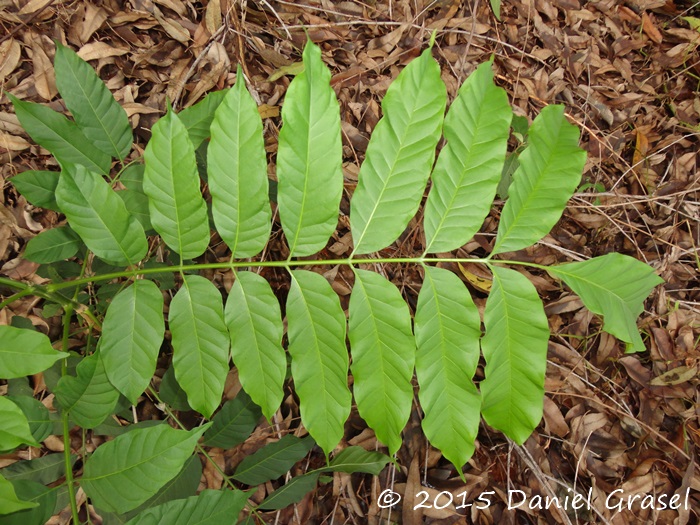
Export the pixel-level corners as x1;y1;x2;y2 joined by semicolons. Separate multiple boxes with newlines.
118;189;153;232
0;454;74;485
55;351;121;429
225;271;285;421
232;434;314;486
7;93;111;174
55;164;148;266
287;270;351;455
11;171;60;211
178;89;230;149
1;479;56;525
414;266;481;468
548;253;663;353
203;388;261;449
0;397;40;452
81;424;209;514
125;489;248;525
23;226;81;264
324;446;391;475
170;275;229;418
208;67;270;257
258;472;320;510
348;269;415;455
101;280;165;404
143;108;210;260
492;105;586;255
54;42;132;159
350;47;446;255
277;39;343;256
6;395;51;444
0;326;68;379
423;61;511;253
0;473;37;514
480;266;549;444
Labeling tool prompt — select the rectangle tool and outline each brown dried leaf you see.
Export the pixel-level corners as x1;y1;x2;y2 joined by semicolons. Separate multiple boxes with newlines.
641;12;663;44
0;39;21;84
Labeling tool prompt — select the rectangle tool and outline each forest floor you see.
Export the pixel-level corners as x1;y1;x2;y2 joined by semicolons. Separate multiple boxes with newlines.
1;0;699;524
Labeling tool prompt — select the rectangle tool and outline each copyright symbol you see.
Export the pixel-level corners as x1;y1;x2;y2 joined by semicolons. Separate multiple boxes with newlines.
378;489;401;508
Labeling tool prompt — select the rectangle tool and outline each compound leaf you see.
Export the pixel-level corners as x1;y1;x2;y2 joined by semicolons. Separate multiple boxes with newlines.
348;269;415;455
203;388;261;449
101;280;165;404
0;473;37;514
209;67;271;257
11;171;60;211
124;489;248;525
178;89;230;149
170;275;229;418
143;108;209;260
287;270;351;455
0;397;40;452
7;94;111;175
424;61;511;253
232;434;314;486
0;326;68;379
55;164;148;266
54;351;121;429
277;39;343;256
54;42;132;159
23;226;81;264
225;271;285;421
547;253;663;353
492;105;586;255
414;266;481;468
81;424;209;514
350;46;446;254
480;266;549;444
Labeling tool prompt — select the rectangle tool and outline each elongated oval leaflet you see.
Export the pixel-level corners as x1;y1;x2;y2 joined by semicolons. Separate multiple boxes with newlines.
0;396;41;451
277;39;343;256
209;66;271;258
100;280;165;404
414;266;482;469
55;164;148;266
225;271;285;421
54;42;132;160
143;108;210;260
350;46;446;255
23;226;81;264
7;94;111;175
492;105;586;255
480;266;549;444
170;275;230;418
287;270;351;455
0;326;69;379
349;269;415;455
423;60;511;253
124;489;249;525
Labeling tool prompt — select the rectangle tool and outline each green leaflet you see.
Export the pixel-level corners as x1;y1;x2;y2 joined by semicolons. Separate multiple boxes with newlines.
55;164;148;266
547;253;664;352
480;266;549;444
0;473;37;515
7;94;111;175
324;446;391;475
100;280;165;404
0;397;40;452
0;454;74;485
258;472;320;510
350;46;446;255
232;434;315;486
208;67;271;257
202;388;261;449
54;42;132;159
11;170;60;211
124;489;248;525
277;39;343;256
7;395;52;444
492;105;586;255
23;226;81;264
423;61;511;253
143;108;210;260
0;479;56;525
224;271;285;421
54;351;121;429
170;275;230;418
0;326;69;379
178;88;230;149
287;270;351;455
81;424;209;514
414;266;481;468
349;269;415;455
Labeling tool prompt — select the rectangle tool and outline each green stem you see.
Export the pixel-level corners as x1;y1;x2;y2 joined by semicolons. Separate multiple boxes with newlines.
60;306;81;525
